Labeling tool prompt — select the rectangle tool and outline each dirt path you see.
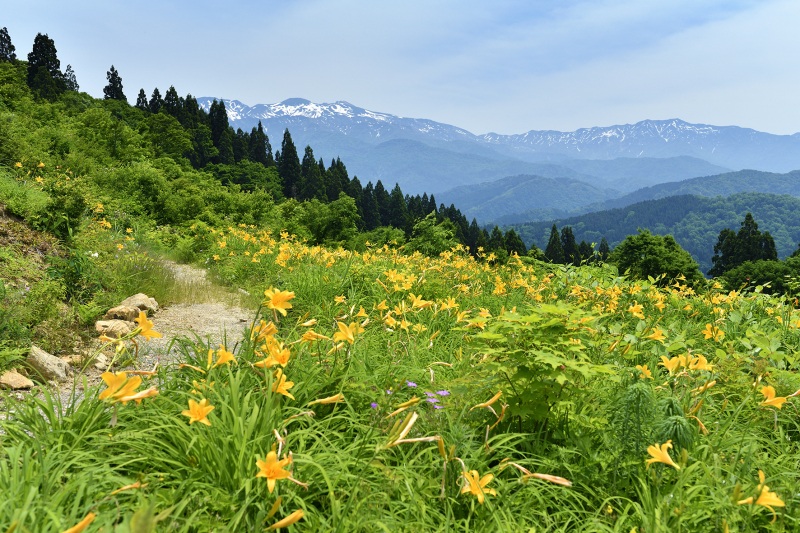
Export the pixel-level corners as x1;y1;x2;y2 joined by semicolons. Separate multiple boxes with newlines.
135;261;255;371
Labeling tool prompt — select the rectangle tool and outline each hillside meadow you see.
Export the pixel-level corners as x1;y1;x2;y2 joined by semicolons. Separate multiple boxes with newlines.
3;219;800;531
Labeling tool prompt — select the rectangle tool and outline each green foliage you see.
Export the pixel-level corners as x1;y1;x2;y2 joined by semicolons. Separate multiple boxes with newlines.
102;65;125;101
609;229;703;286
709;213;777;277
405;213;458;256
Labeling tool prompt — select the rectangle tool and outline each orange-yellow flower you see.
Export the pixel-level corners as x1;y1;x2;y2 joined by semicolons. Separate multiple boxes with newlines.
470;391;502;411
255;338;292;368
61;511;96;533
332;321;363;345
659;355;682;375
701;323;724;342
628;303;645;320
737;470;785;522
272;369;295;400
256;450;293;493
99;372;156;404
266;509;305;530
646;328;666;343
300;329;330;344
182;398;214;426
307;393;345;406
134;311;162;341
461;470;497;504
213;345;236;367
635;364;653;379
760;386;788;409
645;440;680;470
263;287;295;316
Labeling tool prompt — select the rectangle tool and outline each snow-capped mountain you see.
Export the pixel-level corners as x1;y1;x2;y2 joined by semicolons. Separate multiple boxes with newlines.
196;97;800;199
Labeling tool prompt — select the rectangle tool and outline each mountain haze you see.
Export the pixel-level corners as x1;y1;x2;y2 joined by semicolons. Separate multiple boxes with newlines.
198;98;800;206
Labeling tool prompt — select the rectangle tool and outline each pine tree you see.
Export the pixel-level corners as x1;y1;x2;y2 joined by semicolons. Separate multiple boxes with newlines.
544;224;565;263
709;213;778;277
387;184;410;230
487;226;505;251
361;182;381;230
135;88;148;110
277;129;301;198
233;128;249;162
208;99;233;164
300;145;325;200
504;229;527;256
103;65;126;100
0;27;16;62
27;33;65;99
561;226;580;265
163;86;181;117
598;238;611;261
63;64;79;91
374;180;391;227
149;88;163;113
248;121;273;166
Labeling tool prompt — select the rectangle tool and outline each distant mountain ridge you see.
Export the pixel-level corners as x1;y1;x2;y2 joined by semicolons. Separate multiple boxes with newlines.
197;97;800;218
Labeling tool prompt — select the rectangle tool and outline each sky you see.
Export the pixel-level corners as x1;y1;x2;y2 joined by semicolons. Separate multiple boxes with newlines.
4;0;799;135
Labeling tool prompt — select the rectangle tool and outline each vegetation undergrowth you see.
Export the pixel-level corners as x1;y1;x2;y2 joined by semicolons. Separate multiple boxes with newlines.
4;235;800;531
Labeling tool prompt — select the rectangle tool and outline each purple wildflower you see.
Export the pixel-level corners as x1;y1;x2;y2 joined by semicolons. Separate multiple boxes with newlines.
370;402;379;409
426;397;439;404
436;390;450;396
406;381;417;388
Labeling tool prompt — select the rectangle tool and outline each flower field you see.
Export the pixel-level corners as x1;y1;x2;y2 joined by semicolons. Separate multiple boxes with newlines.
3;224;800;532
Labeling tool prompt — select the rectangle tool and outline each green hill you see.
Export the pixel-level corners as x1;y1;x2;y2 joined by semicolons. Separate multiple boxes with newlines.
512;192;800;274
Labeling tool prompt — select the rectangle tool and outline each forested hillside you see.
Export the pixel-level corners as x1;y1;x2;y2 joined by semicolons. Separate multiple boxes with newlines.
513;192;800;274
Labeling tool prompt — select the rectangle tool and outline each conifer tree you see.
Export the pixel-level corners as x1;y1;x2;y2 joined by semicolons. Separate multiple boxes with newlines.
300;145;325;200
544;224;565;263
0;27;16;61
63;64;79;91
504;229;527;256
487;226;505;252
135;88;148;111
27;33;65;99
248;121;273;166
561;226;580;265
149;88;163;113
598;237;611;261
373;180;391;227
103;65;126;100
163;86;181;117
232;128;248;162
387;184;410;230
708;213;778;276
277;129;302;198
578;240;594;263
361;182;381;230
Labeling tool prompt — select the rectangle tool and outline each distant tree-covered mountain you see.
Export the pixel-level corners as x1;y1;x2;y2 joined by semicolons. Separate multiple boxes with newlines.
198;98;800;199
511;192;800;274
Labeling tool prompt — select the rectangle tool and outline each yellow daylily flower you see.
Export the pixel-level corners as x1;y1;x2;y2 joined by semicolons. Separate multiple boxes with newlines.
61;512;96;533
635;364;653;379
332;321;364;345
256;450;293;493
182;398;215;426
134;311;162;341
307;393;345;406
266;509;305;530
461;470;497;504
213;345;236;367
263;287;295;316
760;386;788;409
272;369;295;400
737;470;785;522
646;328;666;343
627;303;645;320
645;440;680;470
470;391;502;411
658;355;681;375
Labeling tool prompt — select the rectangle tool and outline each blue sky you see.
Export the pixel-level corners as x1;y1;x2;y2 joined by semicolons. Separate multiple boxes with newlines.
4;0;799;135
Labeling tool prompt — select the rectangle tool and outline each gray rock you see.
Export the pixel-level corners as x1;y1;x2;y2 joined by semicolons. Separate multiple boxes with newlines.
119;293;159;314
26;345;71;382
95;320;135;338
103;305;140;322
0;370;34;390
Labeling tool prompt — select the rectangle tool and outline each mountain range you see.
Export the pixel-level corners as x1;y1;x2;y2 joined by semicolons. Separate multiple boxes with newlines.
198;97;800;224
